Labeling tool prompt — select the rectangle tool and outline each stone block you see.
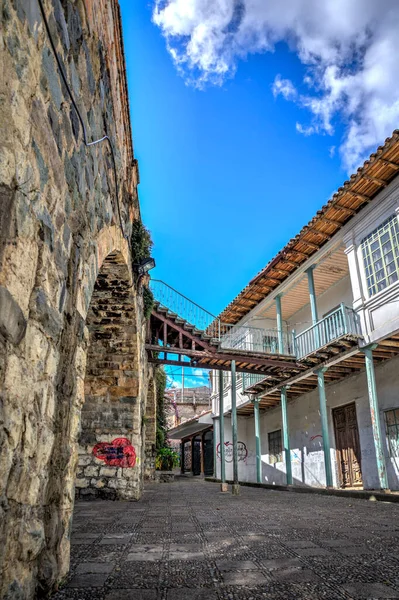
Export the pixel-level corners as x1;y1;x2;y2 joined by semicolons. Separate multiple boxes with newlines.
99;467;116;478
84;465;99;478
0;285;27;345
75;478;89;489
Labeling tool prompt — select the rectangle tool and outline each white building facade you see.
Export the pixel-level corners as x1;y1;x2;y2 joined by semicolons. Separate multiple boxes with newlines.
212;141;399;492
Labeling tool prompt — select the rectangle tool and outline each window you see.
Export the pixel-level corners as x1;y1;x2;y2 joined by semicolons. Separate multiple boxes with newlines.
385;408;399;458
268;429;283;463
361;214;399;296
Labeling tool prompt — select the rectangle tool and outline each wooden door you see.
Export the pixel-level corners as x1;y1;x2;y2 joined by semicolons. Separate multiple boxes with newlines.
333;403;363;488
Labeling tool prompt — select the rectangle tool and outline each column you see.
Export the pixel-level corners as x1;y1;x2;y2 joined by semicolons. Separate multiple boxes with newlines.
254;398;262;483
275;294;284;354
231;360;240;495
362;345;389;489
316;367;333;487
180;441;184;474
280;386;292;485
306;265;320;350
212;417;218;479
306;265;318;323
219;370;227;491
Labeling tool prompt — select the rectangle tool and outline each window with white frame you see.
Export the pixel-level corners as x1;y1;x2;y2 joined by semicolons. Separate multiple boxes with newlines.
385;408;399;458
361;213;399;296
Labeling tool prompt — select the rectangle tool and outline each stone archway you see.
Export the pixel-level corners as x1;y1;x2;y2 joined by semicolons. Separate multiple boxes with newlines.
76;250;142;501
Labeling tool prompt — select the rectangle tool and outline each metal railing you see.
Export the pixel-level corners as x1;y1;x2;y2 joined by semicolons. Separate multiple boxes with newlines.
242;372;268;390
217;323;293;355
293;304;362;360
150;279;217;333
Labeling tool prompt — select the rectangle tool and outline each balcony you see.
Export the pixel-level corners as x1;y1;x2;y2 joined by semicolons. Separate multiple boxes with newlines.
219;324;293;356
293;304;362;361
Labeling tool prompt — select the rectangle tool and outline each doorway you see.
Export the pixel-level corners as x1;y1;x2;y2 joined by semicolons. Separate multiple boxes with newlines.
203;430;214;477
333;402;363;488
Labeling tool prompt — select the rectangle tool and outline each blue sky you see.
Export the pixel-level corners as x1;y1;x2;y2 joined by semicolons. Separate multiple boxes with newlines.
119;1;398;388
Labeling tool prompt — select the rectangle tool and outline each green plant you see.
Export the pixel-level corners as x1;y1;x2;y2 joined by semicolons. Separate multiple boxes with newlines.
155;446;180;471
143;285;154;320
130;219;153;263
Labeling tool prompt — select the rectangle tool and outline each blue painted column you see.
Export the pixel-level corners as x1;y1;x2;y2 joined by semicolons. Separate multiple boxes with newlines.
231;360;240;495
219;370;227;491
280;386;292;485
316;367;333;487
275;294;284;354
362;345;389;490
254;398;262;483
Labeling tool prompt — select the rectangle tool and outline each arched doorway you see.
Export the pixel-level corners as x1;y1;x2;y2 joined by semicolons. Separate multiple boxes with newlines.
76;250;142;500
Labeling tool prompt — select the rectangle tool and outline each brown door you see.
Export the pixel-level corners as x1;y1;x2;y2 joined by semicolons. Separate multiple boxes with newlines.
333;403;363;488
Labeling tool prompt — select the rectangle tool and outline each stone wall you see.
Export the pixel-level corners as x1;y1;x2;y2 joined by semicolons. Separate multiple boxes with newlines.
0;0;152;597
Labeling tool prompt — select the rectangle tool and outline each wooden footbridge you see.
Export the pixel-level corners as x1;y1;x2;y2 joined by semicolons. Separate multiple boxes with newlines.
145;280;298;378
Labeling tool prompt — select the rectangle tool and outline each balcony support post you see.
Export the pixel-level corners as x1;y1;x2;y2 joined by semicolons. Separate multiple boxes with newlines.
316;367;333;487
231;360;240;495
275;294;284;354
280;386;292;485
306;265;319;324
361;345;389;490
219;370;227;491
254;398;262;484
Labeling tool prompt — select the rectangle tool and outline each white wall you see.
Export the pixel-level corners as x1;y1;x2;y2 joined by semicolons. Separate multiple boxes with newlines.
215;354;399;490
287;275;353;336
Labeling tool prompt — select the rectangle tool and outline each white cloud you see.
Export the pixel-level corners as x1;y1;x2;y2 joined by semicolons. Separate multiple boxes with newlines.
272;75;297;101
192;368;207;377
153;0;399;171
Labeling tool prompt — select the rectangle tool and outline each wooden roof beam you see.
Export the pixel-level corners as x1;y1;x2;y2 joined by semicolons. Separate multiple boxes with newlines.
318;216;344;227
379;158;399;170
305;227;331;240
301;239;320;250
333;203;356;215
362;174;388;187
343;189;372;202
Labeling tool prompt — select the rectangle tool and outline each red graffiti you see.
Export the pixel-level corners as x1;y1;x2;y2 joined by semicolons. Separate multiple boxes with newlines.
310;435;323;442
92;437;136;468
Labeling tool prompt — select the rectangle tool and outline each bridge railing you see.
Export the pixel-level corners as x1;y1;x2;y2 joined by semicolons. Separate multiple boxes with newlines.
150;279;217;333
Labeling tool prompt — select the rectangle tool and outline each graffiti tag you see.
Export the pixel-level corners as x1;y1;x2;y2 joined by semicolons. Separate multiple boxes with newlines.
216;441;248;463
92;437;136;468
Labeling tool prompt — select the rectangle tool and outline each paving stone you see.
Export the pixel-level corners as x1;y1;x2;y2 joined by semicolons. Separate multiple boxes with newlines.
271;568;321;584
167;590;218;599
75;562;114;574
105;591;157;600
100;534;132;545
221;570;268;585
216;560;258;571
66;573;109;587
343;583;399;598
295;547;333;557
283;540;318;548
336;546;372;556
260;558;302;570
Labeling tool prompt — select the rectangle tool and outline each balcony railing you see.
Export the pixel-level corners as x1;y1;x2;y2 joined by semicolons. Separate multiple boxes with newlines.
242;372;268;391
293;304;362;360
218;323;293;355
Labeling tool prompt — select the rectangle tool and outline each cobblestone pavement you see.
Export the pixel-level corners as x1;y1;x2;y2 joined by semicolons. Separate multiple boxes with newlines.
52;478;399;600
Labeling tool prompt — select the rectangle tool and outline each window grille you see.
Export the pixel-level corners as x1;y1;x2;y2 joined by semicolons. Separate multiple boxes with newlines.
268;429;283;463
361;214;399;296
385;408;399;458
